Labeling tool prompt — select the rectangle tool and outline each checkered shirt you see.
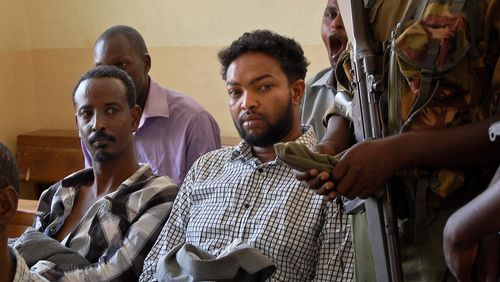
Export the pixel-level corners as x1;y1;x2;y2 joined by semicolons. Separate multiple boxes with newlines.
140;126;354;281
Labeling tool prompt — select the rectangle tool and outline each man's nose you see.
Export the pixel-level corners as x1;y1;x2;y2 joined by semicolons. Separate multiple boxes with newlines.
91;113;106;132
332;14;344;29
241;91;257;111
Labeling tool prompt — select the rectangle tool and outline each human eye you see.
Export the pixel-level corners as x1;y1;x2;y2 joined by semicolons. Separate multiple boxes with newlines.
257;83;273;92
227;88;242;98
115;62;127;70
324;8;337;19
106;107;118;115
79;109;92;120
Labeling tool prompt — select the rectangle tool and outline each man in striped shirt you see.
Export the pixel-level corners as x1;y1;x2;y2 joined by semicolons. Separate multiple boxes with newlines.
140;30;353;281
5;66;178;281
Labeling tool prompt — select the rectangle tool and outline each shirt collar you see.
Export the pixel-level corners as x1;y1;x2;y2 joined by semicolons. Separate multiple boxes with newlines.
61;167;94;187
139;78;170;128
60;164;153;189
310;68;334;89
230;125;317;163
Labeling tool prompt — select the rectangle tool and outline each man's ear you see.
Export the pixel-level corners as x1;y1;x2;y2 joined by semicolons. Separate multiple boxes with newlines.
130;105;142;132
290;79;305;105
143;54;151;74
0;186;18;226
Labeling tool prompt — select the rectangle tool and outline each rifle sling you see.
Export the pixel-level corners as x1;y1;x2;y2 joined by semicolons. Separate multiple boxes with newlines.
414;177;428;242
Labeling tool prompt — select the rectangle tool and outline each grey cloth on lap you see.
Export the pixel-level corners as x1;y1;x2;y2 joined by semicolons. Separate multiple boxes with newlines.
156;242;276;282
14;227;90;270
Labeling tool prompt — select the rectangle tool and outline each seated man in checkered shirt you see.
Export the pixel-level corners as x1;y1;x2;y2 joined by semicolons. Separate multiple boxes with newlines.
5;66;178;281
140;30;354;281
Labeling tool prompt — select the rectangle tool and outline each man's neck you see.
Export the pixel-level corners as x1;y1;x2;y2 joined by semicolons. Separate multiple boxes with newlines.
0;235;15;282
252;126;304;163
252;145;278;163
92;155;139;196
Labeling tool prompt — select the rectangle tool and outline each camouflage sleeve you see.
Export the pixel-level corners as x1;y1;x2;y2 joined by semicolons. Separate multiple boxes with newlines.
322;51;352;127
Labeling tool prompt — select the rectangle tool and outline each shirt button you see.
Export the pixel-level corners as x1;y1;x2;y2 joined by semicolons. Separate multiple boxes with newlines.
257;168;264;173
244;204;250;209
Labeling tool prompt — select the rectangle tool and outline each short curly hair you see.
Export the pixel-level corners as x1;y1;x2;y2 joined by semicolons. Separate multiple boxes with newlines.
0;143;19;193
72;65;136;108
218;30;309;83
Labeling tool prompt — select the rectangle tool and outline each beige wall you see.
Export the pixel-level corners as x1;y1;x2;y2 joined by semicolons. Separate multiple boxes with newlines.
0;1;36;151
1;0;329;150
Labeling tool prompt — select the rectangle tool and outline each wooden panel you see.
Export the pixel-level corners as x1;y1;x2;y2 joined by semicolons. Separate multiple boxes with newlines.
16;129;83;184
15;129;240;185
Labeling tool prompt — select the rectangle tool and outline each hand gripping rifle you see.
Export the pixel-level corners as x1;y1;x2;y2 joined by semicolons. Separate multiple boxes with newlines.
336;1;403;281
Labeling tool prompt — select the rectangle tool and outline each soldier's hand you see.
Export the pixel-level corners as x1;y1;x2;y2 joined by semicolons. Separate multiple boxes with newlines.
293;142;338;201
332;138;401;199
295;168;337;200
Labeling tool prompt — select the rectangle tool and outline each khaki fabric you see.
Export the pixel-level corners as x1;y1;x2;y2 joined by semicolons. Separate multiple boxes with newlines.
353;209;458;282
323;0;500;198
274;142;338;173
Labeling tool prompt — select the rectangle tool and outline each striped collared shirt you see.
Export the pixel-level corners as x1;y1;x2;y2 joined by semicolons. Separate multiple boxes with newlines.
140;126;354;281
13;164;177;281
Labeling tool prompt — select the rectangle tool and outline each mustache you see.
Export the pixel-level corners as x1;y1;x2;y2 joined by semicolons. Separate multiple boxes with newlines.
238;110;264;124
89;131;116;144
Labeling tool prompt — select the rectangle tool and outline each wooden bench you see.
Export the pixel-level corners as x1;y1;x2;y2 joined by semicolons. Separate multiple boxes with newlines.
8;199;38;238
16;129;84;185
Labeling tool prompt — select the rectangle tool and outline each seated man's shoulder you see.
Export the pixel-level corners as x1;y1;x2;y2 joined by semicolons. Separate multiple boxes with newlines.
143;173;178;193
151;174;177;188
192;146;235;167
306;67;333;86
39;168;93;202
129;175;178;210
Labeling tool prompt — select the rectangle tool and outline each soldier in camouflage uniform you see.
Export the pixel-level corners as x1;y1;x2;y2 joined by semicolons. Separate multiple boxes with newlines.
296;0;500;280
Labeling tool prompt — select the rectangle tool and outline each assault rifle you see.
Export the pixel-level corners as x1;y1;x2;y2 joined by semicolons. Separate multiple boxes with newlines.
336;1;403;281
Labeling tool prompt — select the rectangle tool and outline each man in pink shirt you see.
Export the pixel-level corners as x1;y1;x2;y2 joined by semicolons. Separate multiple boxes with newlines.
83;25;221;185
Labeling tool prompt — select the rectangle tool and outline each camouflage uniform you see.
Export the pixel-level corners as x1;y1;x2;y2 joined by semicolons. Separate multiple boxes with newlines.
323;0;499;280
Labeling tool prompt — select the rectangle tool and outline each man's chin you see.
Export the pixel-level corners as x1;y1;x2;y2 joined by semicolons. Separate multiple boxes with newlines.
94;151;112;163
243;133;280;147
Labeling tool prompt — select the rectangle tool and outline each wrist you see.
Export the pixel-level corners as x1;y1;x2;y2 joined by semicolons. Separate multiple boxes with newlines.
444;209;470;245
390;133;414;168
315;140;339;155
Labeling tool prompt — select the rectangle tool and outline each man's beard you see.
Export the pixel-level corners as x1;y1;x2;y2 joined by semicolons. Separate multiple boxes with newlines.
94;151;113;163
88;131;116;164
234;97;294;147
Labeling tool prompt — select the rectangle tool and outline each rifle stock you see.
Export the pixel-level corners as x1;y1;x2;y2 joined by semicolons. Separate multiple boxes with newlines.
337;1;403;281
